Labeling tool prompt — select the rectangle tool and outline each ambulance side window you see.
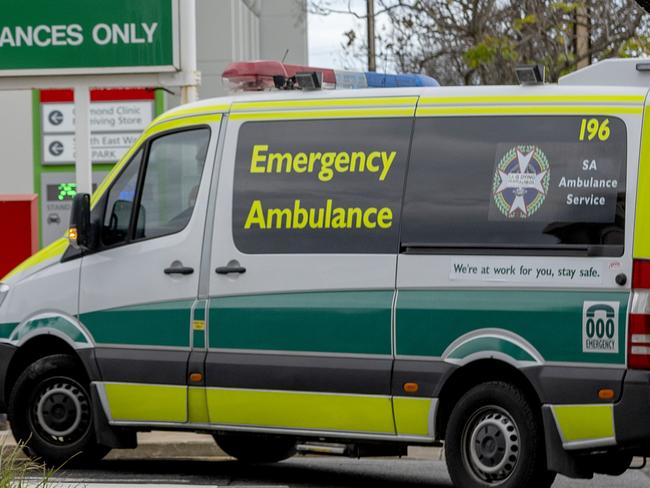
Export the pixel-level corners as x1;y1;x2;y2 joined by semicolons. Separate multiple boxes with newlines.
100;127;210;248
135;128;210;240
102;149;143;246
231;118;411;254
401;116;627;256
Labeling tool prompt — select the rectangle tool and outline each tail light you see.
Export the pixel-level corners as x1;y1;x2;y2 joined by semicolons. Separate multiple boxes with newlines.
629;259;650;369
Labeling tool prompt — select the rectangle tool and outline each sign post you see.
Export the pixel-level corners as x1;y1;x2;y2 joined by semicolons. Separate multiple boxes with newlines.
74;86;92;194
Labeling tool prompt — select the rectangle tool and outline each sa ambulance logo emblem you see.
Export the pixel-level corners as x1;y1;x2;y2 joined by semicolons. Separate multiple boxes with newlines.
492;145;550;219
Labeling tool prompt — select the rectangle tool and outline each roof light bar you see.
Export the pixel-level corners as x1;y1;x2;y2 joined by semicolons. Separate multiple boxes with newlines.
222;60;438;92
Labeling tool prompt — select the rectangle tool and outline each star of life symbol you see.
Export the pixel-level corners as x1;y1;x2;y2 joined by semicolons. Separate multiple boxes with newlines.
492;145;550;219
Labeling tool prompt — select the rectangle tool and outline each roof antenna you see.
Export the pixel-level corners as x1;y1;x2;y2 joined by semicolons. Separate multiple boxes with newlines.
281;49;289;63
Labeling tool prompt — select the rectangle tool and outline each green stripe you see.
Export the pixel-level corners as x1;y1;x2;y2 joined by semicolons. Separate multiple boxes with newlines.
0;323;18;339
81;300;193;347
397;290;628;364
12;316;87;343
192;300;206;349
448;337;536;362
209;291;392;354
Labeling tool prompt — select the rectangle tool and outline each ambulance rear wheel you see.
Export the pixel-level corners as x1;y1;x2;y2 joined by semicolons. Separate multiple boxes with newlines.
214;433;296;463
444;381;556;488
8;354;110;467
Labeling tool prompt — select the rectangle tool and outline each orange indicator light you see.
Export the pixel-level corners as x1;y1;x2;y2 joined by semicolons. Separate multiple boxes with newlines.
598;388;615;400
403;382;419;393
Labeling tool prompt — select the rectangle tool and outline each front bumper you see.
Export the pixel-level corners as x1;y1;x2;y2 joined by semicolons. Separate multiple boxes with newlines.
0;342;17;412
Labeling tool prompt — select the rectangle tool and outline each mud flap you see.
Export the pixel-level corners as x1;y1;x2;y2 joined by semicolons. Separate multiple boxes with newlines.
542;405;593;479
91;384;137;449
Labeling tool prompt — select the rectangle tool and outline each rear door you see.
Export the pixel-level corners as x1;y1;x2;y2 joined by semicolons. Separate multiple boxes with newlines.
205;98;416;436
394;98;641;436
79;117;220;425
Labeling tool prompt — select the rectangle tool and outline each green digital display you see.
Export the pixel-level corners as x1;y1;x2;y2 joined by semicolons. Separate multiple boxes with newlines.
46;183;77;201
46;182;98;202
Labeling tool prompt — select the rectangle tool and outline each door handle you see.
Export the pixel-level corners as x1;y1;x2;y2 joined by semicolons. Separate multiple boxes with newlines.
215;265;246;275
164;265;194;275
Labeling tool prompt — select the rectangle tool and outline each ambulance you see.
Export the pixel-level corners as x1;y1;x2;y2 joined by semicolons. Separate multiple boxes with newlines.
0;57;650;488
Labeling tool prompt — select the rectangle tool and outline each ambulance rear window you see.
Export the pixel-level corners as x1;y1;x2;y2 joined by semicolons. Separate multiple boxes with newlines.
401;116;627;256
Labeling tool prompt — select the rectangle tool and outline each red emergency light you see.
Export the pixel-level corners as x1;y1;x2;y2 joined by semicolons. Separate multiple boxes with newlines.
222;60;336;91
222;60;438;92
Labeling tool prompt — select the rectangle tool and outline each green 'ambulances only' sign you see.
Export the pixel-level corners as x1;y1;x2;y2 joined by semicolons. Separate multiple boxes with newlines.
0;0;178;75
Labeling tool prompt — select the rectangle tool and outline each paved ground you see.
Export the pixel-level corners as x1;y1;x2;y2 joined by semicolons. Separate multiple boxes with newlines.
2;431;647;487
33;456;650;487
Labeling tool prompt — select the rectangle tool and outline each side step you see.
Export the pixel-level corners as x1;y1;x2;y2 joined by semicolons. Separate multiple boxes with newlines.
296;442;408;458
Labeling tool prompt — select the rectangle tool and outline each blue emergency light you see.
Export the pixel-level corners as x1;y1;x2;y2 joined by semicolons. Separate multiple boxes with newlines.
222;60;438;91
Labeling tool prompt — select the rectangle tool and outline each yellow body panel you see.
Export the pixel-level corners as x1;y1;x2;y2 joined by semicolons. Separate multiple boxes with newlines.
552;404;615;443
419;94;645;105
416;105;642;117
230;108;415;120
232;96;418;110
105;383;187;423
206;388;395;434
1;237;68;281
635;106;650;258
392;397;433;436
188;386;210;424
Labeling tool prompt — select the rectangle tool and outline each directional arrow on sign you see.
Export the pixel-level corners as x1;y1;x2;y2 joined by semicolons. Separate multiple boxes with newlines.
48;141;64;157
48;110;64;126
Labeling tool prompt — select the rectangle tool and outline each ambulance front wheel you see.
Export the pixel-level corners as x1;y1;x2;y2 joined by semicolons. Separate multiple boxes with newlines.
214;433;297;463
8;354;110;467
444;381;556;488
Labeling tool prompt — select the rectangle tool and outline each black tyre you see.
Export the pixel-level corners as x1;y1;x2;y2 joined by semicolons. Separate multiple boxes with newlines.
8;354;110;466
214;433;296;463
444;381;556;488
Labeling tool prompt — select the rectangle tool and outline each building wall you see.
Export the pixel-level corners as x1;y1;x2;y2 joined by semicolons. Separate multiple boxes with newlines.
0;91;33;195
259;0;308;64
169;0;308;106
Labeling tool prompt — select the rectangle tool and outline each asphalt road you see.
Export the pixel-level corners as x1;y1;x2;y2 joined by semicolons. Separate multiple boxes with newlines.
40;457;650;487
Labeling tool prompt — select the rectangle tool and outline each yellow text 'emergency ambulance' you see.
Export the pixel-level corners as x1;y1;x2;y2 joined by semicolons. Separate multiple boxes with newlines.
0;58;649;488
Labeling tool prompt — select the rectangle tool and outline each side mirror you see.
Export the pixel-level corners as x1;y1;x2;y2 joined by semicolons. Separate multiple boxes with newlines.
69;193;92;250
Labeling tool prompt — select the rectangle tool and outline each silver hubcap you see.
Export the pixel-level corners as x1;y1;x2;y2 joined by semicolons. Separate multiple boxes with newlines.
462;406;520;484
34;380;89;441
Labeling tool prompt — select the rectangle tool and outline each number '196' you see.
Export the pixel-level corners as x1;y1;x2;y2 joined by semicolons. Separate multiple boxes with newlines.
579;118;610;141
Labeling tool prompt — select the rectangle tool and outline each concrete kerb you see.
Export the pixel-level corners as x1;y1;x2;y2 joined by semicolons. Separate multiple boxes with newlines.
0;429;444;461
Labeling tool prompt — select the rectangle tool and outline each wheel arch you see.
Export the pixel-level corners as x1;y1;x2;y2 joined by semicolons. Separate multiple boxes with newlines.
435;358;543;440
4;334;99;406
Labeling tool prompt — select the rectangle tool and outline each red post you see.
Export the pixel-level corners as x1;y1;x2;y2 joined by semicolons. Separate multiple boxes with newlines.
0;194;39;279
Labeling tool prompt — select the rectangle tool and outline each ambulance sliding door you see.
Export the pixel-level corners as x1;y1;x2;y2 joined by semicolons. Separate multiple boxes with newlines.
206;101;415;436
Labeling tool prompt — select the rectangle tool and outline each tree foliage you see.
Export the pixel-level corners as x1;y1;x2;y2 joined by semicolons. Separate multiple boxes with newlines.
311;0;650;84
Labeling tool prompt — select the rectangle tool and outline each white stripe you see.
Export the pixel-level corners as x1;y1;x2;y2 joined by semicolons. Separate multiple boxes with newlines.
631;345;650;355
631;290;650;314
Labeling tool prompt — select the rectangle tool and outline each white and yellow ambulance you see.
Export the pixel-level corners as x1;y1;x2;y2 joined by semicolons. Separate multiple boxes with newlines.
1;58;650;488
